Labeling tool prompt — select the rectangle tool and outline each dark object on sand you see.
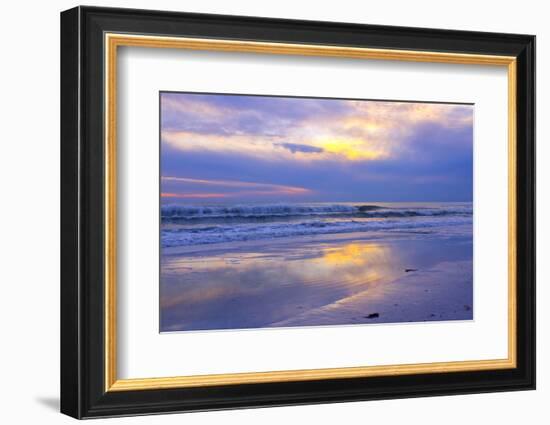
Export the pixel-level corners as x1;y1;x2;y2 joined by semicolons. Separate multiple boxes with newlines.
364;313;380;319
405;268;418;272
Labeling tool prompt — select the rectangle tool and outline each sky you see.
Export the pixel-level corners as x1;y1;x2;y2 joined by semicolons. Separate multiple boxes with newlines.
160;92;473;204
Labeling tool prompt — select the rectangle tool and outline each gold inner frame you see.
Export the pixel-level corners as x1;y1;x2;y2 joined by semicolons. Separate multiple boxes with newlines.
104;33;517;392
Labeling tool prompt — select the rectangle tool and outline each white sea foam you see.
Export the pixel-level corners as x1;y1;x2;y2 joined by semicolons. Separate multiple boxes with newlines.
161;202;473;221
162;217;471;247
160;202;473;247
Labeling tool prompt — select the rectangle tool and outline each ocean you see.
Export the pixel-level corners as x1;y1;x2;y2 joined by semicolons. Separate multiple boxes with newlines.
160;202;473;248
159;201;473;332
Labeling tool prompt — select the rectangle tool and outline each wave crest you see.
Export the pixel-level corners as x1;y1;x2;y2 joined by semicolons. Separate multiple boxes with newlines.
161;203;471;221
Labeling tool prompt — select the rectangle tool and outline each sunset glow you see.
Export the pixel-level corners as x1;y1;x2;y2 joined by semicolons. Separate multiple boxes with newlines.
160;92;473;203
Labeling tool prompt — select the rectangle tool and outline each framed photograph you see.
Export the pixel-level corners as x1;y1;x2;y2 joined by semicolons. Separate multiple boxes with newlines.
60;6;535;419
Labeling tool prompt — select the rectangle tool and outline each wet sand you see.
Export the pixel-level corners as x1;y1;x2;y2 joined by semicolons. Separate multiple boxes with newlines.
160;230;473;332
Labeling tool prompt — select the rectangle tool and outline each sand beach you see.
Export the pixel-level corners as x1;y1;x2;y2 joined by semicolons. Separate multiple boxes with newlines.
160;221;473;332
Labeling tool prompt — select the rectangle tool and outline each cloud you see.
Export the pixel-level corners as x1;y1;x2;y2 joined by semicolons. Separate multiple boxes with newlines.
160;93;473;202
277;143;324;154
161;192;229;199
161;176;312;200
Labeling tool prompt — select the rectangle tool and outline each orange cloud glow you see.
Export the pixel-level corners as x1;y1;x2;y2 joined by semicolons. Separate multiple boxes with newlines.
161;192;228;199
162;176;311;198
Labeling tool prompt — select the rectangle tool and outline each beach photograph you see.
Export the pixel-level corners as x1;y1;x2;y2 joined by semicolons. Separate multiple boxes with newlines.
159;92;473;332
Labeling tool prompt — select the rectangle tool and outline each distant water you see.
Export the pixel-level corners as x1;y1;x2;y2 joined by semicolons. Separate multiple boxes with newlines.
160;202;472;248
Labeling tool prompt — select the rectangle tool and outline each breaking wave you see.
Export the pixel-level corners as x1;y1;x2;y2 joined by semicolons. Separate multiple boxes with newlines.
161;202;472;247
161;203;472;222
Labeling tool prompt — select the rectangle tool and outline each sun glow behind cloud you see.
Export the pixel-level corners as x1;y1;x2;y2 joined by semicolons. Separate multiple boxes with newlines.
318;138;387;161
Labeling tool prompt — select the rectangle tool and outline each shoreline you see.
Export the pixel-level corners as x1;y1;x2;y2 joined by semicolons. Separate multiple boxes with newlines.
161;224;472;257
160;230;473;332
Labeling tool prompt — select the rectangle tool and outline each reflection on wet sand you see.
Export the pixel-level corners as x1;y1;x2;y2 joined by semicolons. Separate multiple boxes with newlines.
160;234;472;332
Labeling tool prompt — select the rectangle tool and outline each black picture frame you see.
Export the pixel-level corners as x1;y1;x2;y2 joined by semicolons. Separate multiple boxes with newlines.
61;5;535;419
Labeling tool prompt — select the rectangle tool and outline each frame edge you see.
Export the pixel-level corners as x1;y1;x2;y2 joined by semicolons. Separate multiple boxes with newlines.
60;6;83;420
515;34;536;391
